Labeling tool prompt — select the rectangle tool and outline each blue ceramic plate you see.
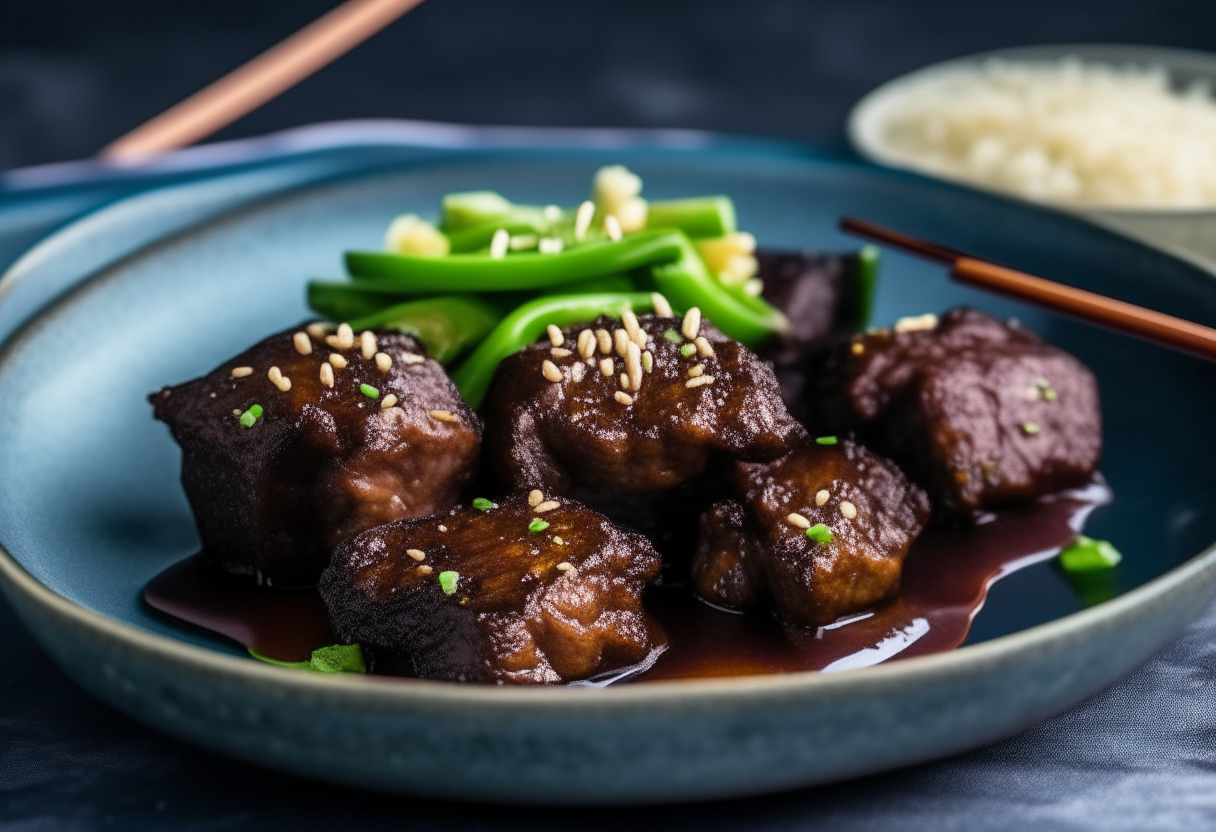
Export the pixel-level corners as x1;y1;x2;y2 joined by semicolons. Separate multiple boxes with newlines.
3;141;1216;805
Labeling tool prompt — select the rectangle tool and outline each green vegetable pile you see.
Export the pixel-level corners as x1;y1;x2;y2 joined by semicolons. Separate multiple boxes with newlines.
308;166;790;407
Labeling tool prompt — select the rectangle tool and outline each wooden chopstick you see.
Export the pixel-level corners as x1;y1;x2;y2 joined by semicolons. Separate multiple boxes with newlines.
839;216;1216;363
100;0;426;162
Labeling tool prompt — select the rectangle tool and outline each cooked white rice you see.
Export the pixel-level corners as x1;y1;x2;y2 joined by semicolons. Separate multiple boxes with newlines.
866;57;1216;209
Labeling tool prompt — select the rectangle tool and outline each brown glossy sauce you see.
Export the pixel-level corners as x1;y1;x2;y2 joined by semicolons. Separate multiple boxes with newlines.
144;481;1109;682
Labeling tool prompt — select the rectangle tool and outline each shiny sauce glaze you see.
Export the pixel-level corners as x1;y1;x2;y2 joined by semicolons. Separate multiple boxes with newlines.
143;481;1109;681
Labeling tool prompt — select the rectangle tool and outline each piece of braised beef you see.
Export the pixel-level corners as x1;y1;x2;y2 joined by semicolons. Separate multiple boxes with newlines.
150;324;481;587
320;494;666;684
692;439;930;627
481;313;804;536
757;248;874;419
816;307;1101;522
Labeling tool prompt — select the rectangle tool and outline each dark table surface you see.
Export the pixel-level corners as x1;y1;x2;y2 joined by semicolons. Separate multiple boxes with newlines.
5;1;1216;829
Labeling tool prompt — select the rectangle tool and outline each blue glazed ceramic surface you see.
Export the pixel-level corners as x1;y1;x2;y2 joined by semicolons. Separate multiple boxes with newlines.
2;144;1216;804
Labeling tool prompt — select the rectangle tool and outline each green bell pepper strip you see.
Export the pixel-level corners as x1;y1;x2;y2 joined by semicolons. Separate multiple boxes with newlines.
445;219;545;253
645;196;736;238
308;280;420;323
643;234;787;348
344;230;684;293
452;291;655;408
344;296;501;364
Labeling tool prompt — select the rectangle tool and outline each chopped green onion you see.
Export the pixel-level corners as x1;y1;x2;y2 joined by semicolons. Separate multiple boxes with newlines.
360;383;380;399
438;571;459;595
528;519;550;534
1021;421;1040;435
680;343;697;357
472;497;494;511
239;404;263;427
815;436;838;445
249;643;366;674
663;329;683;343
1059;536;1122;573
806;524;834;544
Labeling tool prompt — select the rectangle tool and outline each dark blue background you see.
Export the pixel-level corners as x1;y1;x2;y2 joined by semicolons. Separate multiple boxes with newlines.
4;1;1216;829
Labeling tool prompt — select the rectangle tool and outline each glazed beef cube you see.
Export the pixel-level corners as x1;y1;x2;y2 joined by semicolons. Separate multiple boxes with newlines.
320;494;666;684
756;248;872;420
692;439;930;627
150;324;481;587
482;311;804;525
816;307;1102;521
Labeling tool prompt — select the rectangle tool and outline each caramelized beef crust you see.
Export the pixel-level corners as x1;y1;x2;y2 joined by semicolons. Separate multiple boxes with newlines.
693;440;930;627
320;495;666;684
817;308;1102;522
150;325;481;586
482;313;804;524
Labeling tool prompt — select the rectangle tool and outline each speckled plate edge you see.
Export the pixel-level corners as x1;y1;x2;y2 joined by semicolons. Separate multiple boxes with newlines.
2;141;1216;804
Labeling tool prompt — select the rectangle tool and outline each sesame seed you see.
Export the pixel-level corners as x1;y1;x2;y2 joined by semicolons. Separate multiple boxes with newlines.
306;322;331;339
787;513;811;529
430;409;458;423
600;358;614;377
614;391;634;406
541;360;563;382
417;564;433;575
329;353;348;369
577;329;596;359
815;489;830;506
232;409;241;416
604;213;623;241
556;562;573;572
685;375;715;389
547;324;564;347
509;234;538;251
319;363;334;388
626;342;643;391
360;331;377;360
574;200;595;241
438;525;448;532
570;362;585;382
406;549;426;562
534;500;560;513
375;352;393;372
595;328;612;354
553;536;564;545
687;363;704;378
743;278;764;296
544;204;562;222
682;307;702;340
400;353;425;365
538;237;564;254
230;366;253;378
851;342;865;356
551;347;572;358
268;366;291;392
529;490;544;507
292;332;312;355
209;392;216;398
325;323;354;350
840;500;858;520
613;328;630;357
694;336;713;357
620;373;630;390
642;351;653;372
894;313;939;333
381;394;398;409
490;228;510;259
622;310;646;348
651;292;674;318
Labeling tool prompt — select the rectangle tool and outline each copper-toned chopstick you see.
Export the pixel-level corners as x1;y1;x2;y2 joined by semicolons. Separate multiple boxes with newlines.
840;216;1216;363
100;0;426;162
